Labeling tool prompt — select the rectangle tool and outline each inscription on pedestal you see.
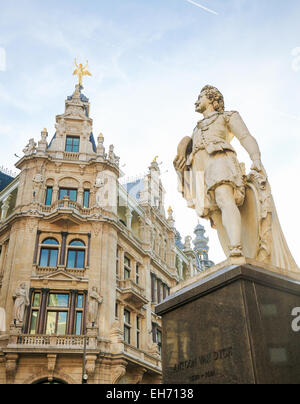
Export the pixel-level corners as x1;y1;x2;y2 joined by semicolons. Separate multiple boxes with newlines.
157;265;300;384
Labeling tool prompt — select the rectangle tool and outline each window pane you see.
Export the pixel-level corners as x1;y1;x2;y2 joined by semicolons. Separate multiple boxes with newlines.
30;311;39;335
49;249;58;268
73;138;80;146
124;268;130;280
46;312;57;335
65;143;72;152
70;240;85;247
59;189;68;200
48;294;69;308
45;187;53;206
67;250;75;268
69;190;77;202
42;238;59;245
75;312;82;335
83;190;90;208
124;310;130;324
124;257;130;267
124;325;130;344
57;312;67;335
77;295;83;309
33;293;41;307
65;137;80;153
76;251;85;268
39;249;49;267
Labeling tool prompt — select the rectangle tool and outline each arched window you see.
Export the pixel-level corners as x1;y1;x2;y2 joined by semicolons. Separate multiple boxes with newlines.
69;240;85;247
67;239;86;269
39;238;59;268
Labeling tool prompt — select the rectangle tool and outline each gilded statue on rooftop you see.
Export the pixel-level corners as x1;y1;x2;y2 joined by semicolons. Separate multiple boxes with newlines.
73;59;92;87
174;85;299;273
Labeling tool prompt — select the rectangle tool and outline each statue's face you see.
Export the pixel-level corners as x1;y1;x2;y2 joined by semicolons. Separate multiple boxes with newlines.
195;92;210;113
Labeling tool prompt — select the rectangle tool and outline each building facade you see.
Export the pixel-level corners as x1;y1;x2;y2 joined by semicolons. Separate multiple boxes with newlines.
0;84;213;384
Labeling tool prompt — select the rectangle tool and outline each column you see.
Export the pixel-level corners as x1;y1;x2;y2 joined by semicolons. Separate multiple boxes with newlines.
87;233;91;268
23;288;34;334
33;230;42;265
1;196;11;222
68;290;77;335
78;187;84;206
82;290;88;335
59;232;68;267
52;185;59;202
119;248;125;280
37;289;50;334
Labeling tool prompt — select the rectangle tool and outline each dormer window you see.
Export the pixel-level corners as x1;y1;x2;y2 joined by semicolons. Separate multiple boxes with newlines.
65;136;80;153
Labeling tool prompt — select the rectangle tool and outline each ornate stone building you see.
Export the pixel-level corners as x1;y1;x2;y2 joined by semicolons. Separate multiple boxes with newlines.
0;84;213;384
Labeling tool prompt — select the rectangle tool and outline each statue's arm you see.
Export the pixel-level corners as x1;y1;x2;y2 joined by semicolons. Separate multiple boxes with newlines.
173;136;193;171
228;112;263;172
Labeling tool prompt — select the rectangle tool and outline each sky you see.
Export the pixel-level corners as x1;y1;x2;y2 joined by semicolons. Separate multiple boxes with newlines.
0;0;300;265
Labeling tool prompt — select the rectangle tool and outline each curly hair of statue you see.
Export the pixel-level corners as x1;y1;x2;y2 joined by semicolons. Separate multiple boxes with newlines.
201;85;225;113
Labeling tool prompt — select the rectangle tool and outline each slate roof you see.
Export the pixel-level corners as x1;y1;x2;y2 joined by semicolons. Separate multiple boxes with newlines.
0;171;14;192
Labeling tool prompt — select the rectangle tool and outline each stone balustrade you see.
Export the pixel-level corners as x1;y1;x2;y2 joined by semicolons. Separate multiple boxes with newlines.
40;199;92;216
9;334;93;349
63;152;80;160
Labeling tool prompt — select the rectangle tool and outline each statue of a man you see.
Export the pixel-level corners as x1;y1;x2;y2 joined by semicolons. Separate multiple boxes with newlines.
88;287;103;326
13;282;30;325
174;85;263;257
174;85;299;272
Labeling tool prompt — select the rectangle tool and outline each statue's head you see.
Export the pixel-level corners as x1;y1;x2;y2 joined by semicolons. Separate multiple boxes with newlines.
195;85;225;114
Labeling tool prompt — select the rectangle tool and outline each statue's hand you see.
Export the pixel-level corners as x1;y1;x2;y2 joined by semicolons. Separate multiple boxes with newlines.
251;159;264;173
173;155;186;171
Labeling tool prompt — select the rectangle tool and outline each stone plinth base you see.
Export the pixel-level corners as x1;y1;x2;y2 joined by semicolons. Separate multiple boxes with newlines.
156;263;300;384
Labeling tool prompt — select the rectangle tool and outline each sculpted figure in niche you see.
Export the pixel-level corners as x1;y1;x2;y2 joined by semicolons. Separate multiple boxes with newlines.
174;85;298;272
13;282;30;325
88;287;103;326
95;172;105;208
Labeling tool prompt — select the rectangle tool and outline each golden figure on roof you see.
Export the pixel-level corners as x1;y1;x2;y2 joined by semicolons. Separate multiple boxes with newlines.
73;59;92;87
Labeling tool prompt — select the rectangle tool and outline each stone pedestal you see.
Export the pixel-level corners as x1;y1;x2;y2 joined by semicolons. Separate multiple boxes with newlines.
156;263;300;384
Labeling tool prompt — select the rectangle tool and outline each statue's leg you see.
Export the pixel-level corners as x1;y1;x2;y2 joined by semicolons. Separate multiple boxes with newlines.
215;184;243;256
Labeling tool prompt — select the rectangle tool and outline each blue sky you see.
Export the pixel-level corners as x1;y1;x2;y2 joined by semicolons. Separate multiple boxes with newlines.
1;0;300;264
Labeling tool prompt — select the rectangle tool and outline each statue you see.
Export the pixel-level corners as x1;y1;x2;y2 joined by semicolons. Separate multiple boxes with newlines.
13;282;30;325
95;172;105;208
174;85;299;272
0;307;6;332
73;59;92;87
23;138;37;156
88;287;103;326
